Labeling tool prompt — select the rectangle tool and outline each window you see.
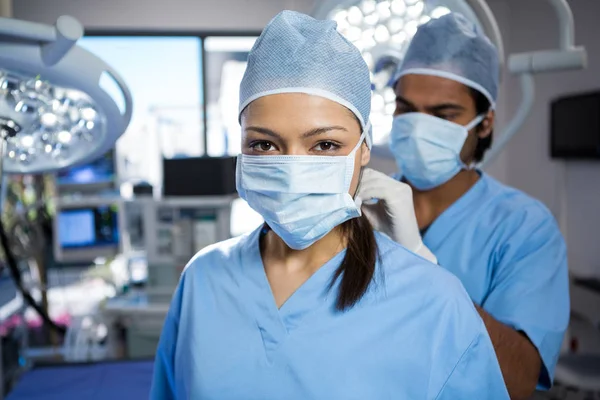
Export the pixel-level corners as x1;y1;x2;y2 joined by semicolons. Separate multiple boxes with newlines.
204;37;257;156
78;36;204;188
202;36;263;235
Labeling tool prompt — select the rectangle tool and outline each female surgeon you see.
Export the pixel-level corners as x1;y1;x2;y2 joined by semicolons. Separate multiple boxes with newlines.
150;10;509;400
358;13;569;400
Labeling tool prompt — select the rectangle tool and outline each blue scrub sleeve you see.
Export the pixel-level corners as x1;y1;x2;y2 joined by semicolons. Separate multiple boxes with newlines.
435;331;509;399
482;213;569;389
149;279;185;400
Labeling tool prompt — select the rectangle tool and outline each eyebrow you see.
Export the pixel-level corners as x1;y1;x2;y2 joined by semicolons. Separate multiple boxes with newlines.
244;125;348;139
396;95;466;113
244;126;281;138
301;126;348;138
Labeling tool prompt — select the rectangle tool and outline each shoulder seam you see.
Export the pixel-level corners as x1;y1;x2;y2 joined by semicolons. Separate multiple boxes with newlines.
375;232;414;260
433;332;480;400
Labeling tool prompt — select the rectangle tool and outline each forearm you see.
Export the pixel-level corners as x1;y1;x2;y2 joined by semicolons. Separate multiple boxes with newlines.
475;305;541;400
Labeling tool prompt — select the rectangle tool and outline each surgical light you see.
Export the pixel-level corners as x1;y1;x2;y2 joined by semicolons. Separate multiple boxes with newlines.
404;20;418;37
407;2;424;18
387;18;404;33
420;15;432;24
0;14;133;341
348;6;363;25
431;6;451;19
313;0;491;145
374;25;390;43
361;0;377;15
364;13;380;26
313;0;586;167
391;0;406;16
376;1;392;19
392;32;407;44
0;15;132;175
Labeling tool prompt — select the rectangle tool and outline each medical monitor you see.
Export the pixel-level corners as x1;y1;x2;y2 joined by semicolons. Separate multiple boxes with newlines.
551;90;600;159
55;149;117;193
54;199;123;263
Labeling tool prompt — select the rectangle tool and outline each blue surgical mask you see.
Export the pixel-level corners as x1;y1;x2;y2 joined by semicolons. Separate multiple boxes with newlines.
389;112;484;191
236;132;366;250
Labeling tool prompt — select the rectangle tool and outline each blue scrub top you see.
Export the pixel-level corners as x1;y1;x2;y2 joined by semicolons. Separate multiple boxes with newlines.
151;227;509;399
420;172;569;389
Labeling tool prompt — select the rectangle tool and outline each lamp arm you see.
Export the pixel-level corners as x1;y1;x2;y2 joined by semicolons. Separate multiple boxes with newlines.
483;0;586;168
0;16;83;66
548;0;574;50
0;17;55;42
481;73;535;168
508;0;586;74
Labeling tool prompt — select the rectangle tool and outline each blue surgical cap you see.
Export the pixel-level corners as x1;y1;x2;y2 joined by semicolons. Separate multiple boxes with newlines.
394;13;500;109
239;10;373;147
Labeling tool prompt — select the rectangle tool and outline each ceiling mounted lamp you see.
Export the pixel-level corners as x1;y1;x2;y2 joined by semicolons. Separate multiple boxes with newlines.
0;14;133;337
0;15;133;175
313;0;586;167
313;0;503;146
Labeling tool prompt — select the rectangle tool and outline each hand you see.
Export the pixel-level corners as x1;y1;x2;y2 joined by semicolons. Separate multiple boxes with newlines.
357;168;437;264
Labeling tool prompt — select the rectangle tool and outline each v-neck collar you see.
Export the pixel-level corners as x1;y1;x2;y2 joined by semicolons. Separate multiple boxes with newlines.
240;227;346;360
423;171;489;249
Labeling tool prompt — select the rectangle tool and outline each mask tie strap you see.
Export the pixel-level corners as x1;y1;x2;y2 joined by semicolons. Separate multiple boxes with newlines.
465;114;486;131
351;127;368;154
463;114;488;170
344;127;369;194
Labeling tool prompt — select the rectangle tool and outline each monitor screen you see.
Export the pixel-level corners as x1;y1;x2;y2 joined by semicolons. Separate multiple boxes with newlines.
551;91;600;159
57;206;120;249
56;150;116;187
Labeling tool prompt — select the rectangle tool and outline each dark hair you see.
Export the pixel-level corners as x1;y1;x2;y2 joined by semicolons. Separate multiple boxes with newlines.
327;113;380;311
329;214;379;311
470;88;493;162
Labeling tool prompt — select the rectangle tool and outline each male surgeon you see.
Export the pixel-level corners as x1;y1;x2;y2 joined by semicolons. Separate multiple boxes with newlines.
358;13;569;400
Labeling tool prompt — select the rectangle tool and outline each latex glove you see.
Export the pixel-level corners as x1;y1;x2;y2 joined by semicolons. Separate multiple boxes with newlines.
357;168;438;264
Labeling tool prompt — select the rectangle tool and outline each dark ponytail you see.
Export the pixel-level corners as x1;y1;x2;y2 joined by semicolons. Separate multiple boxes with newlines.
330;213;379;311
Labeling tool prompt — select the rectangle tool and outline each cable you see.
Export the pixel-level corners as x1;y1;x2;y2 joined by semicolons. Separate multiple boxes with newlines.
0;211;66;335
0;122;65;336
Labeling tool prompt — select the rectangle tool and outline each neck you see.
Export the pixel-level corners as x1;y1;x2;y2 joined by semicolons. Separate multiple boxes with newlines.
261;226;346;275
412;169;480;229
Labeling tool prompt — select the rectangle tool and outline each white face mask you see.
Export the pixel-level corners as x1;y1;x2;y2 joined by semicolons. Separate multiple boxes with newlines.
389;112;484;191
236;132;366;250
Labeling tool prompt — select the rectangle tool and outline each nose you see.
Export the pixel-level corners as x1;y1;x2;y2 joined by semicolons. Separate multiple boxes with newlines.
283;147;308;156
280;141;310;156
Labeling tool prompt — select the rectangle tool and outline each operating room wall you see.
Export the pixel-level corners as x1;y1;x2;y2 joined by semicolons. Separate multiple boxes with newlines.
13;0;315;29
493;0;600;278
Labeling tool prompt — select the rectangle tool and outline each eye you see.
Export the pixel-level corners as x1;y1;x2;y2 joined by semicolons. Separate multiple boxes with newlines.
435;113;458;121
249;141;276;152
394;102;413;116
313;141;340;152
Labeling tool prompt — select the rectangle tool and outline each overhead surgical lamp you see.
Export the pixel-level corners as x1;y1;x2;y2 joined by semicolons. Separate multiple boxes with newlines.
313;0;587;168
0;15;132;334
0;15;133;175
